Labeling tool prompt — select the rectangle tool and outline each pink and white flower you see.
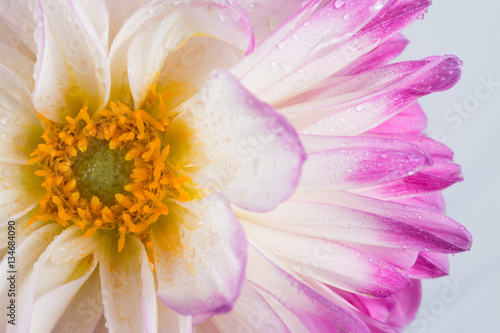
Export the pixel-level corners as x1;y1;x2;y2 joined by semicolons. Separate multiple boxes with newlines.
0;0;471;332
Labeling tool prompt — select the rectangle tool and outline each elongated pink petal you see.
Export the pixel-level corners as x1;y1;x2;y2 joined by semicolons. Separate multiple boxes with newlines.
97;234;157;333
394;192;446;214
298;135;432;190
351;161;463;199
170;70;305;212
235;0;390;104
108;0;253;108
294;191;472;253
244;222;411;297
332;279;422;332
369;102;427;134
32;0;111;121
154;194;247;316
282;56;462;135
407;252;450;279
300;147;430;190
334;33;409;77
246;246;371;332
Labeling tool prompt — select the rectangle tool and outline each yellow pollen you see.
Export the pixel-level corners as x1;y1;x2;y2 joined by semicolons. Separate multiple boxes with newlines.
28;99;195;252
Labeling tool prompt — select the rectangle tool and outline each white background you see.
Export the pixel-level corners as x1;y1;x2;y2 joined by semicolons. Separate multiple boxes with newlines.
398;0;500;332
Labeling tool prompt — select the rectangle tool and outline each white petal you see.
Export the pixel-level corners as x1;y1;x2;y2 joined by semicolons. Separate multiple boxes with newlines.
32;0;111;121
0;162;44;222
97;234;157;333
209;282;290;332
170;70;305;212
0;0;37;54
0;65;43;164
104;0;148;45
51;269;103;333
0;222;62;330
75;0;109;52
154;194;246;315
0;40;35;89
108;0;253;108
15;226;94;332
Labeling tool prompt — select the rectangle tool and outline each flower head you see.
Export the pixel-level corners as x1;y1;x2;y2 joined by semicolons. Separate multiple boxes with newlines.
0;0;471;332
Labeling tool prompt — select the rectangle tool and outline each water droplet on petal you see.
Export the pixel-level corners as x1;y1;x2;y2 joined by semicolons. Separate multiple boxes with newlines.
78;60;91;73
68;86;81;97
334;0;345;8
0;115;10;125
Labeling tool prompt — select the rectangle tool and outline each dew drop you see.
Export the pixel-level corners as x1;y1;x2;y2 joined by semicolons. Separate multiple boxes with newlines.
334;0;345;8
0;91;19;110
0;115;10;125
219;7;240;24
283;61;296;72
78;60;91;73
14;136;26;147
68;86;81;97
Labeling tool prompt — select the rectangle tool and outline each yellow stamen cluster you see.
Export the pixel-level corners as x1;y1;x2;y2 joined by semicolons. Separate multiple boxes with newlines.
29;101;193;251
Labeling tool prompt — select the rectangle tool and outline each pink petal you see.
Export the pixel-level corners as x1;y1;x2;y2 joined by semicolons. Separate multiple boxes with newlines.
407;252;450;279
170;70;305;212
334;33;409;77
244;222;411;297
333;279;422;332
234;0;390;104
32;0;111;121
351;161;463;199
292;191;472;253
154;194;247;316
246;246;371;332
369;102;427;134
393;192;446;214
282;56;462;135
298;135;431;190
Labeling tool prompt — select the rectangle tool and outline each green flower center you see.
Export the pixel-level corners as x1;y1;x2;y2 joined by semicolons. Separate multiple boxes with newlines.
73;139;134;206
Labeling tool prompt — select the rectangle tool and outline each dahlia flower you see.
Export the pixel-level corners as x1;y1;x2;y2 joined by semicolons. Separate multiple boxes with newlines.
0;0;472;332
